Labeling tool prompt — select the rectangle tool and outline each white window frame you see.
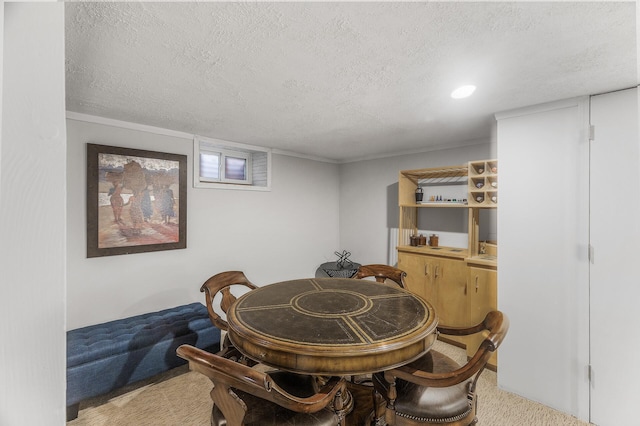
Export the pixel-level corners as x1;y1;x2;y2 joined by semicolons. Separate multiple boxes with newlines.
199;147;251;184
194;136;271;191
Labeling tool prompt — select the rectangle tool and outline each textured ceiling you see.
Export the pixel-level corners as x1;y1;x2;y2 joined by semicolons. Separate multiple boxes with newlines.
65;2;637;162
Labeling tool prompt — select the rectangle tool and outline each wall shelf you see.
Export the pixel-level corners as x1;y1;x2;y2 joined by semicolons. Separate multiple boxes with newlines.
398;159;497;256
403;166;468;186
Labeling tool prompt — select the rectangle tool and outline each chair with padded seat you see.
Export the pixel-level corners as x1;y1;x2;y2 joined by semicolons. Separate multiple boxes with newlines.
353;264;407;288
177;344;347;426
200;270;337;408
372;311;509;426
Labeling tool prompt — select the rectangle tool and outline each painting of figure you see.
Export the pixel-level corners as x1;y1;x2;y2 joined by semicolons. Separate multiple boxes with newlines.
87;144;187;257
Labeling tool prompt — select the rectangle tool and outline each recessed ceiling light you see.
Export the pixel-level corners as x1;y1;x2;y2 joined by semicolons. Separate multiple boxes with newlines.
451;85;476;99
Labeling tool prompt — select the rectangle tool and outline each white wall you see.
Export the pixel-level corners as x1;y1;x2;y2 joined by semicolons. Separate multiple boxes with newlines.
338;141;494;266
589;87;640;425
1;3;67;425
496;98;591;420
66;118;340;329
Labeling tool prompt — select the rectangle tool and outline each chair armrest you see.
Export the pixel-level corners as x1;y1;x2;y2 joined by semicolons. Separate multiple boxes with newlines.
178;344;267;387
386;346;491;388
437;311;509;351
177;344;345;414
436;322;487;337
269;375;346;413
385;311;509;388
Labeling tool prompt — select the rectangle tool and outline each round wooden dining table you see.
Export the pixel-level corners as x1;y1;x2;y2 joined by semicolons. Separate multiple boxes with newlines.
226;277;438;376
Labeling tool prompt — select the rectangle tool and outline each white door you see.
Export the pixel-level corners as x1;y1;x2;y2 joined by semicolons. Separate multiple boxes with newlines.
496;98;590;420
589;87;640;425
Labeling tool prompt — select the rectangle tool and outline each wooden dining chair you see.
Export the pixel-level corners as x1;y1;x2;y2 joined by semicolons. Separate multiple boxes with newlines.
177;344;347;426
201;270;258;331
201;270;329;396
372;311;509;426
353;264;407;288
200;270;259;361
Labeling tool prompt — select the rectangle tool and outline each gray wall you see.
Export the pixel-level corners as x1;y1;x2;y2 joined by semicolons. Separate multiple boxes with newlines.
338;141;495;266
67;118;497;329
66;118;340;329
1;4;67;424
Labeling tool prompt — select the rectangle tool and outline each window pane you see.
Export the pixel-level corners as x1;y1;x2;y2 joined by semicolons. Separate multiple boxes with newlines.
200;153;220;180
225;156;247;180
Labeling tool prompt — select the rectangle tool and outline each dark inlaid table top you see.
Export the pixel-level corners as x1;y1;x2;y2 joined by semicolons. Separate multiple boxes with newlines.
227;277;438;375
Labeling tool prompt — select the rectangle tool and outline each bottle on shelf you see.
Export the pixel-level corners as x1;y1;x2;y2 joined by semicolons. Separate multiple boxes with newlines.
470;162;485;175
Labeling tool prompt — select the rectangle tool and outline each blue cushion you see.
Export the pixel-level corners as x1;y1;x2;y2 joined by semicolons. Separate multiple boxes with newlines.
66;303;220;407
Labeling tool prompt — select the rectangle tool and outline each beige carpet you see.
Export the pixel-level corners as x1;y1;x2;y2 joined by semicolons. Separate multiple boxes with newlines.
68;341;591;426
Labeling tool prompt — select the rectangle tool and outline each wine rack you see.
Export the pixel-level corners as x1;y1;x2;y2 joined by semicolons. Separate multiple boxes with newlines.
468;160;498;207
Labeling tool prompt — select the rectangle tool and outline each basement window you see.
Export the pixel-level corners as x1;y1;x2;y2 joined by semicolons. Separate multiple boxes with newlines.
194;136;271;191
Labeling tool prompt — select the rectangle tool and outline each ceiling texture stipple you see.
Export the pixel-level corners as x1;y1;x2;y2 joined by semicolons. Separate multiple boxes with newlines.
65;2;637;162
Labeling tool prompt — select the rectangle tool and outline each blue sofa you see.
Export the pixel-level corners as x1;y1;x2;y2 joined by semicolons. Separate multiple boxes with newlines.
66;302;221;420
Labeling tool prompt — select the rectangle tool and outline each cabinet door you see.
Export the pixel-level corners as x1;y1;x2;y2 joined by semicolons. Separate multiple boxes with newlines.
422;257;438;307
435;258;468;328
467;266;497;366
399;253;469;346
398;252;440;311
398;252;429;301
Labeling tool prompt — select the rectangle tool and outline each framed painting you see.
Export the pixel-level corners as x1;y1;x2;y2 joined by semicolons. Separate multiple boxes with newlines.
87;143;187;257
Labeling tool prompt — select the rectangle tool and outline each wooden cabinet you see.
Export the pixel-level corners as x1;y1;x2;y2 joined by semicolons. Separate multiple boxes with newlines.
397;160;499;365
466;264;498;368
398;250;468;346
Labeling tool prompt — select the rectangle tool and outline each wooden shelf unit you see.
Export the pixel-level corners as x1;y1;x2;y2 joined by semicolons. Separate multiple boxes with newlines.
397;159;499;369
398;161;497;249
